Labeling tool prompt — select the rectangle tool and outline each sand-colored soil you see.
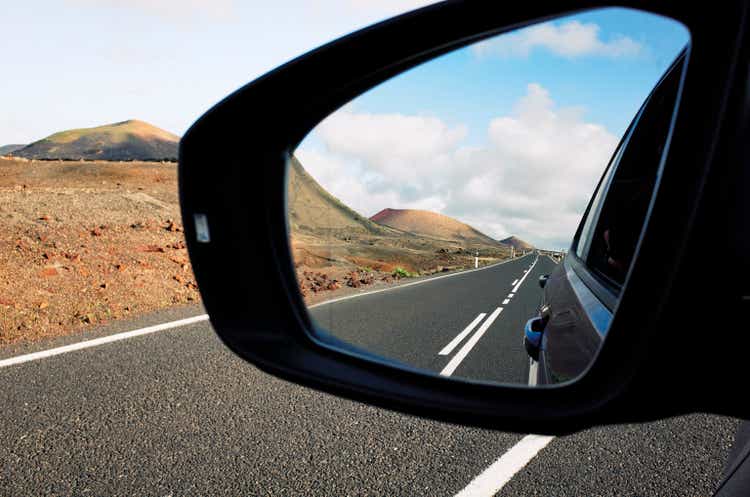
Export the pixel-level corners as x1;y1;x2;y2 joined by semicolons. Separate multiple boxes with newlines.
292;230;508;305
0;156;513;345
0;158;198;345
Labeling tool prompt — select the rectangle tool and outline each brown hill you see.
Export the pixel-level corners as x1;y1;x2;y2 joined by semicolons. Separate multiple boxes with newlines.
287;156;396;236
370;208;498;245
499;236;534;251
0;144;25;156
11;120;178;161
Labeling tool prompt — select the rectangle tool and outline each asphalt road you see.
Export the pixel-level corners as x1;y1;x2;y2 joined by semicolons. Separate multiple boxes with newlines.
310;253;554;384
0;268;740;496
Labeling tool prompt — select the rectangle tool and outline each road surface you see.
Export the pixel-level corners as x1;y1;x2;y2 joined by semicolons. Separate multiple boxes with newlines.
0;264;739;496
309;253;553;384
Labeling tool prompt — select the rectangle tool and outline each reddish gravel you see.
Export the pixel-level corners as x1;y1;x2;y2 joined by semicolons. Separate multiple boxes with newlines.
0;158;200;345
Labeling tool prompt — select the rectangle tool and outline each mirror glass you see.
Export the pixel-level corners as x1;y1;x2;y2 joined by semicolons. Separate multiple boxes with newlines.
288;8;689;386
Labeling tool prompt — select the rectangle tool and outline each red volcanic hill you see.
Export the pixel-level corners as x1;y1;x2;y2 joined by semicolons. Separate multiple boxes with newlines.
498;236;534;251
370;208;498;245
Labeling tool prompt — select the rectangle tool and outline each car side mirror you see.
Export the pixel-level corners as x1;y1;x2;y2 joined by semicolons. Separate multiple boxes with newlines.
177;1;748;431
523;316;545;361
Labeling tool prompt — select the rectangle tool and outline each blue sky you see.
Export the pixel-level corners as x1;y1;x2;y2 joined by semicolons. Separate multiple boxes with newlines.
3;3;686;145
4;2;688;249
2;0;433;144
342;8;688;144
293;7;688;248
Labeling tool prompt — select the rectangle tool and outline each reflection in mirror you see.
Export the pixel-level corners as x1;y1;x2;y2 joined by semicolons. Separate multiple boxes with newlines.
287;8;689;386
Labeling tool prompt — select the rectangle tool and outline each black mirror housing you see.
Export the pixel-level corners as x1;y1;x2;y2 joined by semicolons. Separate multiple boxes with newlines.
179;0;750;433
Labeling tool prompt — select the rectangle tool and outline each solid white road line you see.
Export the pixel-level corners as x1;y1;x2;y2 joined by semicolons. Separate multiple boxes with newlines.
528;358;539;387
0;314;210;369
439;313;487;356
502;299;510;305
440;307;503;377
310;253;533;310
452;326;553;497
453;434;554;497
512;258;538;293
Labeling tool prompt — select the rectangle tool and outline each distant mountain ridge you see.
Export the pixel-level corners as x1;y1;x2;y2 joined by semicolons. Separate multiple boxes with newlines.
499;236;534;250
0;144;25;156
370;208;499;246
287;156;399;236
10;120;178;161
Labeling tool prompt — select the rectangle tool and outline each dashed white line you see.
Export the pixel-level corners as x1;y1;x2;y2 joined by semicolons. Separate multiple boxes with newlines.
310;255;525;309
440;307;503;377
0;314;210;368
508;293;514;298
439;313;487;356
512;258;538;293
511;279;519;286
453;275;552;497
502;299;510;305
453;434;554;497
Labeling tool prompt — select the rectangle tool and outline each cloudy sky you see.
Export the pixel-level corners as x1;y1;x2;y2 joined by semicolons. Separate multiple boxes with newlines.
4;2;688;249
296;8;689;249
3;0;432;143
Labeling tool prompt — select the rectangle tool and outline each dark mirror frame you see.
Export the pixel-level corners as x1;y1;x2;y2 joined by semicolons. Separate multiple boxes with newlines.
179;0;750;433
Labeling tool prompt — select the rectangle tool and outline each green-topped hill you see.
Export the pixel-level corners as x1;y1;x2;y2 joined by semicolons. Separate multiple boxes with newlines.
11;120;179;161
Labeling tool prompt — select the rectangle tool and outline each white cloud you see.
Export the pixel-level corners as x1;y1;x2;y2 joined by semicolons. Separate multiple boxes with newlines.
297;84;619;250
315;110;467;188
473;20;642;58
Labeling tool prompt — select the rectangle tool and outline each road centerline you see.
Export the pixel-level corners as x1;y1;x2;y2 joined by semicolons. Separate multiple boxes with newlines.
439;313;487;356
440;307;503;377
512;257;538;293
310;253;532;309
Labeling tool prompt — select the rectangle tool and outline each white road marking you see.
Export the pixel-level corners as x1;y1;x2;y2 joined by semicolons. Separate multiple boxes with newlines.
440;307;503;377
453;434;554;497
512;258;538;293
508;293;514;298
0;314;210;368
452;311;553;497
502;299;510;305
438;313;487;356
528;358;538;387
511;279;518;286
310;254;532;309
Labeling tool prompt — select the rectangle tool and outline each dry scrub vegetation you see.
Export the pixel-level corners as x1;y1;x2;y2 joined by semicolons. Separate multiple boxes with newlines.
0;157;198;345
